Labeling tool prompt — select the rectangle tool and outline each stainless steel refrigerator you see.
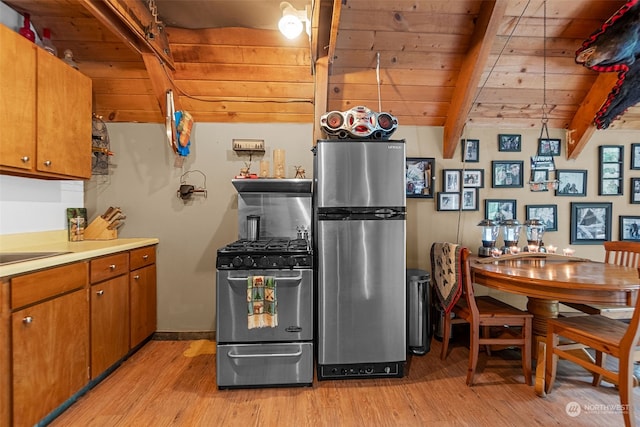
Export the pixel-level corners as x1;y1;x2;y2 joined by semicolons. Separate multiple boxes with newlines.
313;138;406;380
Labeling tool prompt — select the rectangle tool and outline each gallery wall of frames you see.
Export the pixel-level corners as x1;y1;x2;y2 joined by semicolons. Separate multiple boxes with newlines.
406;136;640;243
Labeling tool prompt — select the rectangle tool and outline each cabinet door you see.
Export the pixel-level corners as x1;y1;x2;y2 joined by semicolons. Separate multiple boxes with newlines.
36;48;92;178
12;289;88;427
130;264;156;348
91;275;129;378
0;24;36;171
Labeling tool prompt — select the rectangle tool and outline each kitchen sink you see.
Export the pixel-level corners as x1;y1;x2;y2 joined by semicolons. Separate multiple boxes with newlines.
0;251;72;266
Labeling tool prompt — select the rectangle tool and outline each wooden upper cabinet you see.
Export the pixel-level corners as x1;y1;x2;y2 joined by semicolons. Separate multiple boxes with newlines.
0;24;36;171
0;24;92;180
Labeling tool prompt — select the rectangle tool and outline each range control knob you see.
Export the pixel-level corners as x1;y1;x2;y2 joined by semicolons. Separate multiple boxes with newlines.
232;256;243;267
258;256;270;268
276;256;285;267
243;256;254;267
286;256;297;267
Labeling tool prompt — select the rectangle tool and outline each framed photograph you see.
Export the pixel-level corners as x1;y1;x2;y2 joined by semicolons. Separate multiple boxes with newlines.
538;138;561;156
492;161;524;188
631;177;640;204
526;204;557;232
442;169;461;192
462;169;484;188
619;215;640;241
632;143;640;170
461;188;478;211
461;139;479;163
570;202;612;245
406;157;435;198
599;145;623;196
485;199;517;222
437;192;460;211
555;169;587;196
498;134;521;152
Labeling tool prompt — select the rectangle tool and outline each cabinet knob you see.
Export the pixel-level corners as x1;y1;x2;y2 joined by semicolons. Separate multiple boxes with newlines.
43;160;52;166
96;290;104;296
21;156;30;163
23;316;33;324
143;255;149;260
109;264;116;270
134;275;140;280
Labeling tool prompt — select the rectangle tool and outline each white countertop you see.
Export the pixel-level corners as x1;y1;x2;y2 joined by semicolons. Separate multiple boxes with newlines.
0;230;159;278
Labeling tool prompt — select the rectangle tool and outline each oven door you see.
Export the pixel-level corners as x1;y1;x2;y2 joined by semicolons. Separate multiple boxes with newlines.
216;269;313;342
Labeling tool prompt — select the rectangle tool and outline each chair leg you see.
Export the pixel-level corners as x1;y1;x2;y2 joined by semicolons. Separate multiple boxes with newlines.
483;325;492;356
522;318;532;386
619;353;634;427
440;311;451;360
545;327;559;394
592;351;605;387
466;324;480;386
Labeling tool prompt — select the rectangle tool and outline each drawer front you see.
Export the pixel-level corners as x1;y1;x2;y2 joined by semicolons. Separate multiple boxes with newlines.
90;252;129;284
129;246;156;271
216;342;313;388
11;262;88;309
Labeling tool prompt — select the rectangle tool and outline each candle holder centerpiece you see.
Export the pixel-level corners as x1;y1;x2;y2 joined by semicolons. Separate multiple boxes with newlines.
477;219;501;257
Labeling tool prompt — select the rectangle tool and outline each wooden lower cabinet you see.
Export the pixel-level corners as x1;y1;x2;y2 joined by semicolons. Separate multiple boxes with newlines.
91;275;129;378
130;263;157;348
12;288;89;427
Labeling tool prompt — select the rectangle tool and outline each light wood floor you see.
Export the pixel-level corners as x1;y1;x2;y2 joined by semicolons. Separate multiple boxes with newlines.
49;337;639;427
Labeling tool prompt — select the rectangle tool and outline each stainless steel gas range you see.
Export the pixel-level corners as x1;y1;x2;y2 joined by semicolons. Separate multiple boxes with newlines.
216;179;313;389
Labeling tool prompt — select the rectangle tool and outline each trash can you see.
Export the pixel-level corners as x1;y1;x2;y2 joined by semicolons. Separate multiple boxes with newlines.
406;269;431;355
434;306;455;341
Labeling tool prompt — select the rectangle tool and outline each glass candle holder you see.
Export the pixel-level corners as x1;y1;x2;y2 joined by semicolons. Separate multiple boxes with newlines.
259;160;270;178
273;149;285;178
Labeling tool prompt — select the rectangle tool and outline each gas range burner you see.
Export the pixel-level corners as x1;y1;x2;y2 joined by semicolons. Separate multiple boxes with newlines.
216;238;312;270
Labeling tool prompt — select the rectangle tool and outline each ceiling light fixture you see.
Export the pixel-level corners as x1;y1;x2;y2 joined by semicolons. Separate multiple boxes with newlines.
278;1;309;39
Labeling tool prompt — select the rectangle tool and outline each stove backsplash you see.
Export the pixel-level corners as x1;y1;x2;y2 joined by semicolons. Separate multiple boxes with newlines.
237;192;311;240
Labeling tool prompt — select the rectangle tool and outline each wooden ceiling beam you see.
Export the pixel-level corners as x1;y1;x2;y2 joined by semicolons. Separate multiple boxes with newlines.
566;72;620;159
442;0;508;159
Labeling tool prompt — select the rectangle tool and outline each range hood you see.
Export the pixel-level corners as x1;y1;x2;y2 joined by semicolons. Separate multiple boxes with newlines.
232;178;312;193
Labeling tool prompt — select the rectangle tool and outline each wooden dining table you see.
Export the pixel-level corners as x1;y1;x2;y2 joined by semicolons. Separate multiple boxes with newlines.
470;253;640;397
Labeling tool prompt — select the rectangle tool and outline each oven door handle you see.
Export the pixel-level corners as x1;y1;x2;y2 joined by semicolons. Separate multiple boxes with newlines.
227;349;303;359
227;273;303;283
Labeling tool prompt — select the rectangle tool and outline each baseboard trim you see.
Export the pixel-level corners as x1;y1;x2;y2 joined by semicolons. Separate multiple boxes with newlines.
152;331;216;341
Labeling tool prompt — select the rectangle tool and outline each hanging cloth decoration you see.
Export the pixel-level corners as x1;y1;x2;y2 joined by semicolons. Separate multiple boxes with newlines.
175;110;193;157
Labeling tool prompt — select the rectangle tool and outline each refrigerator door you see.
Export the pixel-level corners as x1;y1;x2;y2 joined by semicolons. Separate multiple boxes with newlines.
316;217;406;365
316;139;406;208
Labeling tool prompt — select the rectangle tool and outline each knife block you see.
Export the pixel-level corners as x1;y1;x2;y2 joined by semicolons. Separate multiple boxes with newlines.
84;217;118;240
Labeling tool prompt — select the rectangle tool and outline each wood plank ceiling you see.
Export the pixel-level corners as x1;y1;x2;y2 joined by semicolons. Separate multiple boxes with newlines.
3;0;638;159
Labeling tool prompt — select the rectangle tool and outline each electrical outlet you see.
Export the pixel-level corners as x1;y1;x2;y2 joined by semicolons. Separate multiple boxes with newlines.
232;139;265;152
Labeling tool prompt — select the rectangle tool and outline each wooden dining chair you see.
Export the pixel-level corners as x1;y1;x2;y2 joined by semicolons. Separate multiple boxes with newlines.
431;242;532;386
545;267;640;427
561;241;640;319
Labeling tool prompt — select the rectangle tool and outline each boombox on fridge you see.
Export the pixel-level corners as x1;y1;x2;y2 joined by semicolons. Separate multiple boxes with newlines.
319;106;398;139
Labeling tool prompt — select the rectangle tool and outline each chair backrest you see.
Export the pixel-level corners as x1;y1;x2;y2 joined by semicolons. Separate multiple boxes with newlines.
620;268;640;353
430;242;477;317
604;241;640;268
459;246;480;320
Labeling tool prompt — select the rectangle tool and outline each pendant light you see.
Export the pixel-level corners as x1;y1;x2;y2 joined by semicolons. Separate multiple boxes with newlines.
529;0;558;192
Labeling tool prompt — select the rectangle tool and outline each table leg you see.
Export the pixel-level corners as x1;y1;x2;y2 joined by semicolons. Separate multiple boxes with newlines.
526;297;558;398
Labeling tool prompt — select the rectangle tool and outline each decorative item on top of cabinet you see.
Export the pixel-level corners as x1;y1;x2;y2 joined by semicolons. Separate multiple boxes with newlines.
92;114;112;176
0;24;92;180
129;245;157;349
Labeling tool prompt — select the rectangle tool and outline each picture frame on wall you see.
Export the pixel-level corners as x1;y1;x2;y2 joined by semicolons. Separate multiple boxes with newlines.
442;169;461;192
461;139;479;163
405;157;435;199
437;192;460;211
498;134;521;152
598;145;623;196
632;143;640;170
570;202;612;245
619;215;640;241
462;169;484;188
631;177;640;204
538;138;561;156
525;204;557;232
485;199;517;222
555;169;587;196
461;188;478;211
492;161;524;188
